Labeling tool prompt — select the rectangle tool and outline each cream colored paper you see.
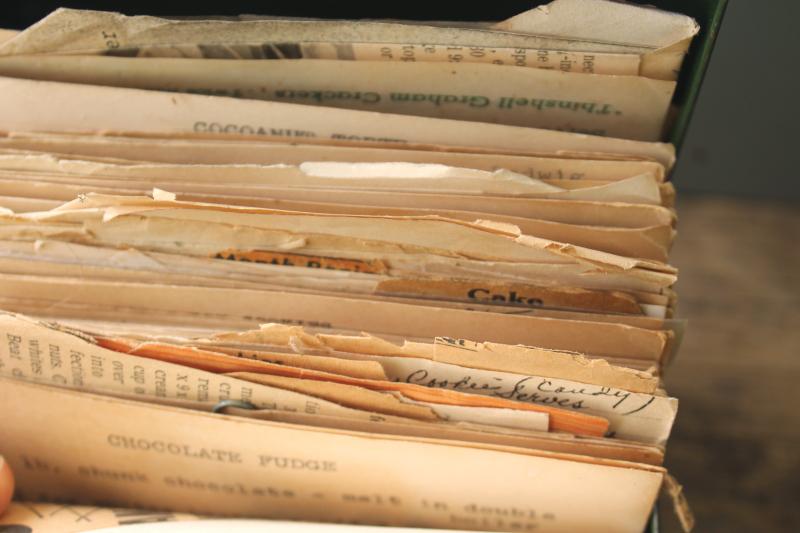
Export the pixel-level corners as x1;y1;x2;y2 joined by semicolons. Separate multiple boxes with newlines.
495;0;698;50
96;335;603;435
0;154;663;203
0;7;654;57
0;502;199;532
212;324;658;393
58;387;669;466
0;175;672;259
0;377;664;532
39;193;676;276
494;0;699;80
279;41;641;76
59;315;674;374
2;169;661;207
0;76;677;169
0;3;696;80
0;169;676;232
228;372;549;433
207;328;675;443
15;208;675;294
0;210;674;293
0;131;667;182
6;192;677;287
0;240;664;315
0;312;418;424
0;29;18;44
311;351;676;444
111;41;641;77
0;55;675;140
0;274;670;362
0;254;670;330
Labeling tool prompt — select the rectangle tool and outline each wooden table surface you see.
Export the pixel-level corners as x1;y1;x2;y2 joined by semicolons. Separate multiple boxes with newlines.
663;195;800;532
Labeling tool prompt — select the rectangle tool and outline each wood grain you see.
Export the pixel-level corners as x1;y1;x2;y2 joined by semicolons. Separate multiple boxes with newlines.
663;195;800;532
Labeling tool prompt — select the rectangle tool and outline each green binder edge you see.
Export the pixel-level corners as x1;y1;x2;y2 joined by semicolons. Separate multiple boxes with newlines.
641;3;728;526
655;0;729;152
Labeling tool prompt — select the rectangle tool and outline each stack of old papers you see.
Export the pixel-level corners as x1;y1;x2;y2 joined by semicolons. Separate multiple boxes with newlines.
0;1;699;532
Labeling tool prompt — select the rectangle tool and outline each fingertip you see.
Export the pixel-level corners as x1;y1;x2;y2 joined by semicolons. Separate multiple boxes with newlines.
0;455;14;515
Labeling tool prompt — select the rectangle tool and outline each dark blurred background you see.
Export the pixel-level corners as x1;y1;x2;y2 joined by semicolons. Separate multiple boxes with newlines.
1;2;799;532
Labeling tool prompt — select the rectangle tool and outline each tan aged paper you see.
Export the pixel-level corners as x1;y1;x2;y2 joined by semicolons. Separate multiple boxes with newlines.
0;131;668;182
324;348;677;444
0;168;676;232
0;240;666;317
198;332;674;443
0;215;673;301
0;275;671;363
0;7;653;57
2;258;670;325
226;373;554;434
0;172;671;232
375;278;656;314
0;502;199;532
0;1;697;79
0;55;676;140
0;377;663;532
0;18;641;76
32;193;676;276
495;0;698;50
0;171;661;208
196;326;675;444
214;325;658;393
87;390;668;466
110;41;641;78
266;42;641;76
0;155;663;203
0;29;18;45
0;306;663;438
0;312;421;424
10;208;675;295
93;336;578;434
493;0;699;80
0;76;677;169
0;171;674;261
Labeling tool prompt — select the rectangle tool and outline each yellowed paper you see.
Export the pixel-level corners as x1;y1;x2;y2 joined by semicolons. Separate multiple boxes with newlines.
0;167;674;261
0;154;663;202
375;278;646;314
0;3;696;80
293;41;641;76
0;240;667;319
0;76;677;169
13;208;675;296
229;372;551;433
38;193;676;277
0;274;671;363
495;0;698;50
0;7;656;57
0;377;664;532
0;55;676;140
0;29;18;45
75;333;599;437
100;391;668;466
0;131;667;182
0;170;676;236
207;329;675;444
0;502;199;532
494;0;699;79
0;312;417;424
0;214;673;296
329;353;673;444
246;328;659;393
